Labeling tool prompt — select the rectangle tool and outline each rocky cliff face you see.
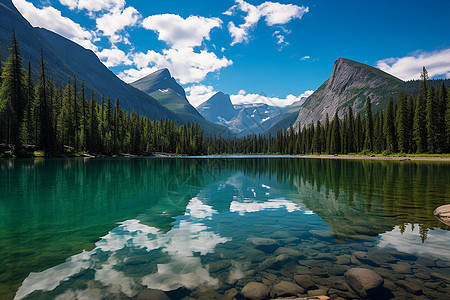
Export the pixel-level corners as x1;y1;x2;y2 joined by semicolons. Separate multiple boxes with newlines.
293;58;404;129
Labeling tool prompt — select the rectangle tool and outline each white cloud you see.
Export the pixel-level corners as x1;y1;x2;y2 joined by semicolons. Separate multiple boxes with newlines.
59;0;125;12
12;0;97;51
224;0;308;45
119;14;232;85
97;47;131;67
96;6;140;44
230;89;314;107
142;14;222;49
186;85;313;108
376;48;450;81
186;85;217;107
121;48;232;84
300;55;311;61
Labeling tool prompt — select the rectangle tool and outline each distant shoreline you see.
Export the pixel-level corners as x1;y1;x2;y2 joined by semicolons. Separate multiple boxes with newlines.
2;153;450;161
300;154;450;161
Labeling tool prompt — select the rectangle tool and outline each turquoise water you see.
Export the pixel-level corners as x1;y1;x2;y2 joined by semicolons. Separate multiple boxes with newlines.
0;157;449;299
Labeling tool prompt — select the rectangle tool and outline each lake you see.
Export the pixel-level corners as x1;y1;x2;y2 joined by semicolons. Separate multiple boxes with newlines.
0;157;449;299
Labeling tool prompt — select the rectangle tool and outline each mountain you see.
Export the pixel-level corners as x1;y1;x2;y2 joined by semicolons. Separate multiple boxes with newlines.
131;69;231;135
197;92;289;136
293;58;404;129
0;0;174;119
197;92;237;123
264;100;305;135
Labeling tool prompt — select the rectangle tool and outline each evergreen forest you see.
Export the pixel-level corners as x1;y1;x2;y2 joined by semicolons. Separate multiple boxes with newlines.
1;33;449;157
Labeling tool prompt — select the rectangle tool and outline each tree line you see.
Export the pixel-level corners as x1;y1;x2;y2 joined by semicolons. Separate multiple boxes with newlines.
0;33;206;156
207;68;450;155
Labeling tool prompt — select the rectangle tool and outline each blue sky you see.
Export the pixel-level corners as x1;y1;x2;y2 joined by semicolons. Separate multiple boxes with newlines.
12;0;450;107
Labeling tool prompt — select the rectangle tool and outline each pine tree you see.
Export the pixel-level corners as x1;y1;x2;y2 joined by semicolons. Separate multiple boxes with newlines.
426;86;439;153
347;105;355;153
413;68;428;153
0;31;25;149
312;120;322;153
330;110;341;154
363;96;374;151
396;92;410;153
384;98;397;153
437;82;447;153
36;48;52;155
446;89;450;152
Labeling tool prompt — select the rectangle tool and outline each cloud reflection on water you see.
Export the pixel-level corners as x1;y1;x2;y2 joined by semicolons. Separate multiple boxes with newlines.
15;198;230;299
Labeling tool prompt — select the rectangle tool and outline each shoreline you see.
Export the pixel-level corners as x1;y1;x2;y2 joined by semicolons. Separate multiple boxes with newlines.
1;153;450;161
300;154;450;161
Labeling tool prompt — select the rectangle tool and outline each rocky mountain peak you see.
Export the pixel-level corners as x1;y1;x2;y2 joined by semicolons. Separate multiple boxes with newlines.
293;58;404;129
131;68;186;99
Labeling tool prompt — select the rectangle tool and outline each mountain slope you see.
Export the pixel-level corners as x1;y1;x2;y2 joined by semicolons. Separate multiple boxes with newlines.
265;101;304;135
0;0;174;119
131;69;232;136
197;92;237;123
293;58;404;129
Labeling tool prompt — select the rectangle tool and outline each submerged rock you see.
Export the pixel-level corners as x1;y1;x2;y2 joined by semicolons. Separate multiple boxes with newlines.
391;262;412;274
246;238;279;253
275;247;303;259
270;281;305;298
294;275;317;290
241;282;270;300
395;279;422;295
344;268;384;298
136;289;170;300
258;254;290;270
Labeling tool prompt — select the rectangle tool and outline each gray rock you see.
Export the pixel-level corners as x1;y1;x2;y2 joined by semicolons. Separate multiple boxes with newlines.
391;262;411;274
307;288;328;297
336;255;351;265
344;268;384;298
353;251;397;267
395;279;422;295
316;253;336;261
274;247;303;258
294;274;316;290
208;260;231;273
309;229;334;239
246;238;279;253
258;254;290;270
271;231;291;239
136;289;170;300
270;281;305;298
241;282;270;300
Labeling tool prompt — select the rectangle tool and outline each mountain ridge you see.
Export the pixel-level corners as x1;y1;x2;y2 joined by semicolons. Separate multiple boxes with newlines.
131;69;232;136
293;58;404;129
0;0;175;120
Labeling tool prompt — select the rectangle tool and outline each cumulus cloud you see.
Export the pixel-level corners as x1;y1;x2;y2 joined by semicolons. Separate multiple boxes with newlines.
376;48;450;81
186;85;313;107
96;5;140;44
224;0;308;45
186;85;217;107
12;0;97;51
120;48;232;84
230;89;314;107
59;0;125;12
142;14;222;49
97;47;132;67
